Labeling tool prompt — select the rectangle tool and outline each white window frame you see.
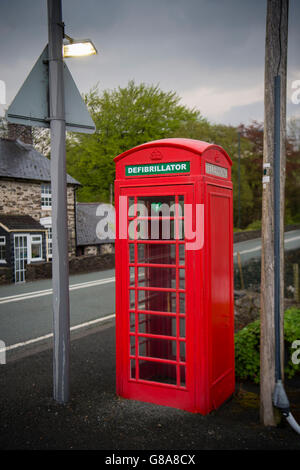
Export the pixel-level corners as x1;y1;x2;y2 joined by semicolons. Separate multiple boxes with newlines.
14;234;28;283
46;226;52;260
0;236;6;264
13;233;44;283
40;217;52;261
41;183;52;210
29;234;43;262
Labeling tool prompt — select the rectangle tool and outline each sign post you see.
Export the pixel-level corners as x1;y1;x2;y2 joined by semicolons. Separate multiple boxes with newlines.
6;0;96;405
47;0;70;404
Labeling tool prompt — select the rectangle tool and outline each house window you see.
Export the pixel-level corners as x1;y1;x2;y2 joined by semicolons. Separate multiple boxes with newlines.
41;183;52;209
30;235;43;261
0;236;6;263
47;227;52;258
40;217;52;261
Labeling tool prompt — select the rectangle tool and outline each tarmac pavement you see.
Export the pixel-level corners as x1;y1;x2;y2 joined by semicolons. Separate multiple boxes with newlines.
0;320;300;452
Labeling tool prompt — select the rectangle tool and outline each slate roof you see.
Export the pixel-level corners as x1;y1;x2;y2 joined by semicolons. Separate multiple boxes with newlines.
0;138;80;185
76;203;115;246
0;215;46;231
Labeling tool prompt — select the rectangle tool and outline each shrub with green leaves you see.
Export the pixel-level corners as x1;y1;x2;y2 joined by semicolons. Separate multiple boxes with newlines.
283;308;300;378
235;307;300;383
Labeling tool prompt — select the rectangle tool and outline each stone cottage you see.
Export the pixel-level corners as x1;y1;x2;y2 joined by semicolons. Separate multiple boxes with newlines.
76;202;115;256
0;124;80;283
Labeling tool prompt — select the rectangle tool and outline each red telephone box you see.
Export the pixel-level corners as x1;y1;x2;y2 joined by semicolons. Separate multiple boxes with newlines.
114;138;234;414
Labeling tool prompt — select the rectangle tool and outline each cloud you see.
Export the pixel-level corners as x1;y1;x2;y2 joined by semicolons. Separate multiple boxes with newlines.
181;84;264;122
1;0;300;127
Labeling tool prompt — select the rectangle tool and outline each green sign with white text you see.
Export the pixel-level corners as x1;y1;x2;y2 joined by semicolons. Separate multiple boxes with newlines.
125;161;190;177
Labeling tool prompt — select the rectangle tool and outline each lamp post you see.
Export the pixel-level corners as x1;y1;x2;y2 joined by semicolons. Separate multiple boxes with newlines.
47;0;97;404
63;35;97;58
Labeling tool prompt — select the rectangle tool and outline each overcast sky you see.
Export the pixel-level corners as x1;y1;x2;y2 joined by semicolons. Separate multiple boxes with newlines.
1;0;300;126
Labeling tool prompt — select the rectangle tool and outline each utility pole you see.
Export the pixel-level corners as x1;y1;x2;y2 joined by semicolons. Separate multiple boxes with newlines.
238;131;241;229
260;0;288;426
48;0;70;403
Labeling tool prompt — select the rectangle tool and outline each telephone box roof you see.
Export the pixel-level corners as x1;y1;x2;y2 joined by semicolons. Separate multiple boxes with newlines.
114;138;232;166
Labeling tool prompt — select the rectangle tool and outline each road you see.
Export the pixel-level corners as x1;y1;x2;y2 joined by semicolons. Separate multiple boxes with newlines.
0;269;115;352
0;229;299;354
233;229;300;264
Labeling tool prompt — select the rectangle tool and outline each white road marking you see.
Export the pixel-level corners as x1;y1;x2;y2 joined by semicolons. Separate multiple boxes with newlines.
0;313;116;353
1;234;300;301
0;232;299;354
0;277;116;305
233;234;300;256
233;246;261;256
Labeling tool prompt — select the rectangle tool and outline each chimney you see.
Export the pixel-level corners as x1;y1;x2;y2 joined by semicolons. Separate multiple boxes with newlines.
8;123;33;145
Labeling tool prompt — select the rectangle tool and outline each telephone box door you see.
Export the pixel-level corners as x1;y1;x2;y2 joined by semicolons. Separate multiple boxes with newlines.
116;184;197;411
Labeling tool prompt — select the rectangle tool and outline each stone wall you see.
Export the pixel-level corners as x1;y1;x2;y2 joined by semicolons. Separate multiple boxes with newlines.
0;266;12;285
77;243;115;256
69;254;115;275
26;253;115;282
100;243;115;254
83;245;98;256
7;124;33;145
0;179;76;256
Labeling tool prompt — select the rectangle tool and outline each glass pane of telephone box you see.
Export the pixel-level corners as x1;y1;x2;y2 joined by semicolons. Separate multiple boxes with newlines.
179;244;185;265
130;335;136;355
145;218;184;240
179;268;185;289
129;266;135;285
137;314;177;337
139;337;176;361
129;290;135;309
128;197;134;212
180;365;186;387
137;243;176;265
179;293;186;314
138;290;176;313
180;341;186;361
139;360;177;385
137;196;176;215
130;360;136;379
138;266;176;289
129;244;135;263
179;317;186;338
130;313;135;332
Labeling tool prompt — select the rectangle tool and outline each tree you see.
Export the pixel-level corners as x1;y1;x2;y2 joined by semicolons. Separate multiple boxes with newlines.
175;119;254;228
239;121;264;226
66;81;200;202
288;116;300;151
285;126;300;223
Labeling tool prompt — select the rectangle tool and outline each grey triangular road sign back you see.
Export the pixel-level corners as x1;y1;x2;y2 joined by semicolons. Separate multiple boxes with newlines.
6;45;96;134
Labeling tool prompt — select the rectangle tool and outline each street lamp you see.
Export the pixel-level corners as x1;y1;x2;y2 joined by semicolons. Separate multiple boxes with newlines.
63;34;98;58
47;0;97;404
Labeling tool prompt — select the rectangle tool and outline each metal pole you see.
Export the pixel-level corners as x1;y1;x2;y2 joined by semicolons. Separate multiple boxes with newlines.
238;131;241;229
47;0;70;403
110;183;113;205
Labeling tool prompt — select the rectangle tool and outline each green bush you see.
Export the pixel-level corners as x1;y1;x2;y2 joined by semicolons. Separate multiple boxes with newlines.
245;220;262;231
235;308;300;383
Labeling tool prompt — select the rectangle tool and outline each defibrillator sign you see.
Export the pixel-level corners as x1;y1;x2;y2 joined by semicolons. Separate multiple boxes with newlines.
125;161;190;176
